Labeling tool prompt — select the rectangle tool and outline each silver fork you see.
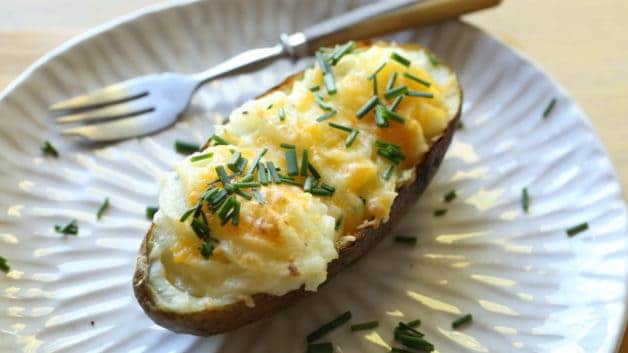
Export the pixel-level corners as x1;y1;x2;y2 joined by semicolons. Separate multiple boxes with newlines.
51;0;500;141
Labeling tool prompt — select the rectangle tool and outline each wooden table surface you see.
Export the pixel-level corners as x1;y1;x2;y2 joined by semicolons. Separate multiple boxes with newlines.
0;0;626;351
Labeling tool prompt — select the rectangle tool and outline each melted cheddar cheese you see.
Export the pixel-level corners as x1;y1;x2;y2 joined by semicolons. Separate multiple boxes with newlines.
149;43;460;310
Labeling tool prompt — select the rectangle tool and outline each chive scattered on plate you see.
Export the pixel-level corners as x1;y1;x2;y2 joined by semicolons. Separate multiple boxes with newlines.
543;97;557;118
456;121;465;130
403;72;431;87
452;314;473;329
146;206;158;219
444;190;457;203
191;152;213;163
174;140;200;154
428;53;439;66
566;222;588;237
0;256;10;273
434;209;447;217
96;197;110;220
394;236;417;245
350;321;379;331
41;140;59;158
307;342;333;353
54;219;78;236
521;188;529;213
307;310;352;342
278;106;286;121
211;134;231;146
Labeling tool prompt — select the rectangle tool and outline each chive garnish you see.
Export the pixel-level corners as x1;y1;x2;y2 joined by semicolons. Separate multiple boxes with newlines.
179;207;196;222
391;52;411;67
345;130;359;148
199;241;214;259
372;75;379;95
407;90;434;99
252;188;264;204
307;342;333;353
376;140;405;164
230;199;241;225
395;236;417;245
217;196;236;220
310;187;333;196
285;148;298;176
278;107;286;121
0;256;10;273
54;219;78;235
308;162;321;179
335;215;343;230
304;175;315;192
323;73;337;95
258;162;269;185
382;165;395;181
330;41;355;65
211;134;231;146
96;197;109;220
386;72;398;91
316;110;337;122
350;321;379;331
315;94;333;111
389;96;403;111
368;62;387;80
434;209;447;217
266;161;281;183
306;310;352;342
300;149;309;176
377;104;405;123
328;122;353;132
452;314;473;329
280;143;296;149
543;97;557;118
356;96;379;118
191;217;210;240
280;177;303;186
320;183;336;193
267;103;273;110
316;51;336;95
444;190;457;202
227;152;242;172
394;321;433;351
41;140;59;157
174;140;199;154
244;148;267;178
428;53;439;66
191;152;213;163
456;121;465;130
374;105;389;127
210;189;228;207
403;72;431;87
566;222;588;237
146;206;158;219
233;181;261;188
406;319;421;327
521;188;529;213
215;166;231;186
384;85;408;99
309;85;320;92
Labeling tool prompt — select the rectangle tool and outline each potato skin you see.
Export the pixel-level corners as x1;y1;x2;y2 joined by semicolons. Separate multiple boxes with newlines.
133;42;462;336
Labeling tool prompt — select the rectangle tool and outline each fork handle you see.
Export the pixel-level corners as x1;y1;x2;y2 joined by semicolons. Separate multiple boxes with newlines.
291;0;501;54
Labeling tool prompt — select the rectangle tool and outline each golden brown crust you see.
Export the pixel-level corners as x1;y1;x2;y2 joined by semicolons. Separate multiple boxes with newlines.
133;42;462;336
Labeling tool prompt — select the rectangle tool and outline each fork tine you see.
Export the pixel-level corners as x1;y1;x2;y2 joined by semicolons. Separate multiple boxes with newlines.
61;110;174;142
50;80;148;111
56;101;154;123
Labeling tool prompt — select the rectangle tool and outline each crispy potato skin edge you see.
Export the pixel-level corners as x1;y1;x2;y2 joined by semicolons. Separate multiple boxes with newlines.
133;42;462;336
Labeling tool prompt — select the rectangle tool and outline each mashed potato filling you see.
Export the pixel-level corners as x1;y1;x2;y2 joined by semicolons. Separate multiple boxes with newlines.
149;43;460;310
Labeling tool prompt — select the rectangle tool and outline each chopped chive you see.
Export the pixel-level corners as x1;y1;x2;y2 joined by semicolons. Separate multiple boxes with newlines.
231;199;241;225
345;130;359;147
543;97;557;118
240;174;254;183
522;188;529;213
330;41;355;65
280;143;296;149
233;188;252;200
444;190;457;202
368;62;387;80
217;196;236;220
210;189;228;206
233;181;261;188
252;188;264;204
179;207;196;222
428;53;439;66
304;175;315;192
316;110;337;122
350;321;379;331
227;152;242;172
376;140;401;148
285;148;298;176
266;161;281;183
456;121;465;130
397;322;424;337
54;219;78;236
258;162;269;185
191;217;210;240
385;72;398;91
452;313;473;329
395;236;417;245
146;206;158;219
41;140;59;157
335;215;343;230
310;187;333;196
320;183;336;193
315;94;333;111
434;209;447;217
391;348;415;353
356;96;379;118
199;241;214;259
242;111;248;115
174;140;199;154
0;256;10;273
382;165;395;180
378;104;405;123
372;75;378;95
328;122;353;132
307;342;333;353
566;222;588;237
323;73;337;95
244;148;267;178
376;140;405;164
394;335;433;352
215;166;231;186
96;197;109;220
407;90;434;99
309;85;320;92
306;310;352;342
406;319;421;327
384;85;408;99
211;134;231;146
391;52;411;67
280;177;303;186
191;152;213;162
317;51;337;95
374;105;389;127
389;96;403;111
403;72;431;87
308;162;321;179
278;107;286;121
316;51;332;74
300;149;309;176
267;103;273;110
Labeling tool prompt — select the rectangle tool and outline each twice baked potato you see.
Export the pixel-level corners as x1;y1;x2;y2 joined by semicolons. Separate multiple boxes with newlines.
133;41;462;336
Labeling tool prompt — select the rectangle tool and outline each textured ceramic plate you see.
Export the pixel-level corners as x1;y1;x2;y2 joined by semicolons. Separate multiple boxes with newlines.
1;0;626;352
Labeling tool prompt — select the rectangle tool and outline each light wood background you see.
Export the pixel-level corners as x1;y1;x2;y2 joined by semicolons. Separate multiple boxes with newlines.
0;0;626;351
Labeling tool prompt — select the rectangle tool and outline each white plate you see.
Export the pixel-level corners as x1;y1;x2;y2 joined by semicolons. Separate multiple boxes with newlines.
1;1;626;352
